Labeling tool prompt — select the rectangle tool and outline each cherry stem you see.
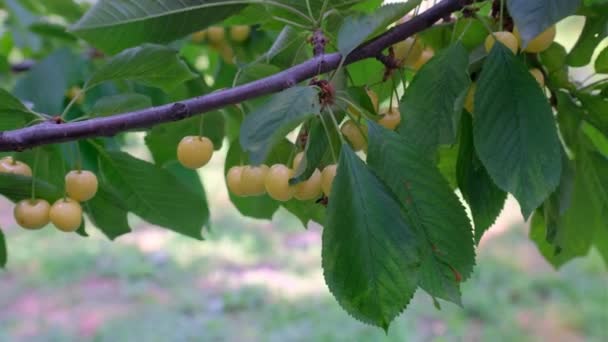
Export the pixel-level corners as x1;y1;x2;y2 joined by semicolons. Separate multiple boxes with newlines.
317;113;338;163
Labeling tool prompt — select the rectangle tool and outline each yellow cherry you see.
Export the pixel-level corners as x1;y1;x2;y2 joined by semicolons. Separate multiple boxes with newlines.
321;164;337;196
514;26;556;53
240;165;269;196
341;120;367;152
14;199;50;230
265;164;295;202
394;37;423;67
464;83;476;114
207;26;225;45
529;68;545;88
230;25;251;43
0;157;32;177
65;170;98;202
191;30;207;43
50;198;82;232
177;136;214;169
378;107;401;130
412;48;434;71
226;166;246;196
484;31;519;54
294;169;322;201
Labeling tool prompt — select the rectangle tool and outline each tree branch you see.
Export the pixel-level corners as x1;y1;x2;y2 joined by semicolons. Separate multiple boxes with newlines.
0;0;468;152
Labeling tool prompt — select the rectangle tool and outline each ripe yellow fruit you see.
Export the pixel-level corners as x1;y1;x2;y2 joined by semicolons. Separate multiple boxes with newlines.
191;30;207;43
265;164;295;202
50;198;82;232
514;26;556;53
65;170;98;202
378;107;401;130
341;120;367;152
14;199;50;230
394;37;423;67
464;83;476;114
207;26;225;45
321;164;337;196
177;136;214;169
529;68;545;88
295;169;322;201
226;166;246;196
230;25;251;43
66;86;85;105
216;42;235;64
0;157;32;177
240;165;269;196
484;31;519;54
348;89;379;117
412;48;434;71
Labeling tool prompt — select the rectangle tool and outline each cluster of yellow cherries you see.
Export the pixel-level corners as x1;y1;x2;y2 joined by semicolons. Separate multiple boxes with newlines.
226;152;337;202
2;157;98;232
465;26;555;113
191;25;252;64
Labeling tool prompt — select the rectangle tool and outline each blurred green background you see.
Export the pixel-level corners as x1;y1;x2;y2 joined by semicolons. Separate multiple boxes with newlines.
0;9;607;342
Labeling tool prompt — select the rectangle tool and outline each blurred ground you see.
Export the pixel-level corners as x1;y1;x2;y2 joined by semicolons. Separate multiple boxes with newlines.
0;143;606;342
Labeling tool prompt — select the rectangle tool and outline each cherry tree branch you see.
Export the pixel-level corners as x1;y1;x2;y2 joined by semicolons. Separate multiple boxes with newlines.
0;0;468;152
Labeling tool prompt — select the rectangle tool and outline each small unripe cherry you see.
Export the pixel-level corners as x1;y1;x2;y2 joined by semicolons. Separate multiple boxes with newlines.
50;198;82;232
412;48;434;71
0;157;32;177
529;68;545;88
226;166;246;196
514;26;556;53
230;25;251;43
177;136;214;169
464;83;476;114
14;199;50;230
65;170;98;202
341;120;367;152
191;30;207;43
217;43;235;64
265;164;295;202
378;107;401;130
484;31;519;54
394;37;423;67
294;169;322;201
240;165;269;196
207;26;225;45
66;86;85;105
321;164;337;196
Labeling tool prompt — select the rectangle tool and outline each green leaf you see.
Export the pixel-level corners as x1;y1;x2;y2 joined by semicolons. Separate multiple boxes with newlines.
0;88;36;131
567;11;608;67
91;93;152;117
507;0;580;46
13;48;86;114
240;86;321;165
398;42;470;155
70;0;245;54
84;184;131;240
577;93;608;137
145;111;225;166
29;21;77;41
323;144;420;330
457;114;507;243
282;199;325;228
0;228;6;268
474;43;562;218
595;46;608;73
337;1;421;57
87;44;197;92
223;139;280;220
368;122;475;305
99;151;207;240
0;174;62;202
